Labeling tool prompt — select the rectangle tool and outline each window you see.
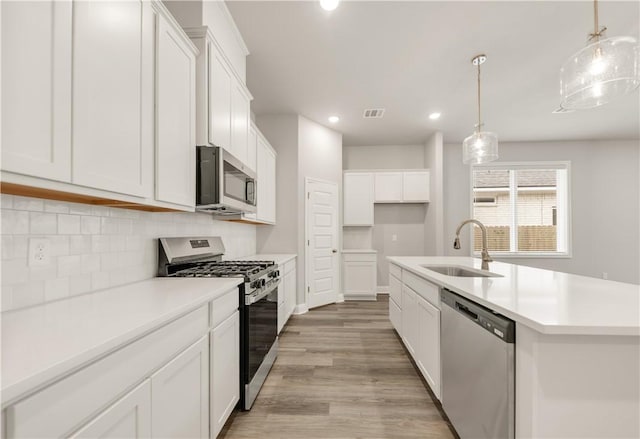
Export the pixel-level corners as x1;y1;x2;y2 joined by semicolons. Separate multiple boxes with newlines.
471;162;570;257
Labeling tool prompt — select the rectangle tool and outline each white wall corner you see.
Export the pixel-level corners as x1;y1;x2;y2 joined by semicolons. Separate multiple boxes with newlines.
293;303;309;315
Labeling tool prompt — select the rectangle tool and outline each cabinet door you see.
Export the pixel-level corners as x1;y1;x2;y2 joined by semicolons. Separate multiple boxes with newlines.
266;147;277;224
277;267;285;334
389;295;402;336
155;13;196;208
70;380;151;439
403;171;430;202
416;295;441;400
1;0;72;181
209;45;232;151
231;84;249;164
211;311;240;438
151;336;209;439
248;124;258;172
343;260;376;298
284;267;296;321
389;273;402;307
256;137;275;223
374;172;403;202
343;173;374;225
401;285;418;358
72;0;153;197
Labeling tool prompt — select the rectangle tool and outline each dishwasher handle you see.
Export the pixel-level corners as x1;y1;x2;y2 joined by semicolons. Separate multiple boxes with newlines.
456;302;479;322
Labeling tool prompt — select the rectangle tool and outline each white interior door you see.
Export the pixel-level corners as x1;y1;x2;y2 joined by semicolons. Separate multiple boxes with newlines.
306;179;340;310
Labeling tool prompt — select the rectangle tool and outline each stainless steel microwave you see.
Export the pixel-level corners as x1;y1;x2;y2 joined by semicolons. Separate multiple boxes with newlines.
196;146;257;214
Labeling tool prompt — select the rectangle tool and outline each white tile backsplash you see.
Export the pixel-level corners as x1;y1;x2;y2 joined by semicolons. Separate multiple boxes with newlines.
0;194;256;311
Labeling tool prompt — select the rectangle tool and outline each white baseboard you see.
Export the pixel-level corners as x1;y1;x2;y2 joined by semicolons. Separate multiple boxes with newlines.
293;303;309;315
336;294;345;303
377;285;389;294
344;294;377;301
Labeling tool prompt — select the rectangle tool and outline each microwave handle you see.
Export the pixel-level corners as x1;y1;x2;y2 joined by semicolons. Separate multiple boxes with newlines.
246;178;256;205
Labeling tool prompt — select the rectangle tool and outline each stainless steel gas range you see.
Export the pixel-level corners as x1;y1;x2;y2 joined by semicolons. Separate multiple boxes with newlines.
158;237;279;410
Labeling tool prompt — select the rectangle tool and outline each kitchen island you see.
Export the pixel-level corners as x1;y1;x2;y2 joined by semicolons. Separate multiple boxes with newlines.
387;256;640;439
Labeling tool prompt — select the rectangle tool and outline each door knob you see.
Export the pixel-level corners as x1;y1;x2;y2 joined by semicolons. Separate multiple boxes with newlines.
332;249;338;253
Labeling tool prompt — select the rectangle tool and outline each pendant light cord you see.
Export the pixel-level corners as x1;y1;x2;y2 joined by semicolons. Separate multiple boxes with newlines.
477;60;482;132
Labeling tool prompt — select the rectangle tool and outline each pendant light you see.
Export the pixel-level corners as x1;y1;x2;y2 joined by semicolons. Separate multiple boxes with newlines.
560;0;640;110
463;54;498;165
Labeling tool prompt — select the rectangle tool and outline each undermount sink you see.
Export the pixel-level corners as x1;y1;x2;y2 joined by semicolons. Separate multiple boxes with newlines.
420;265;502;278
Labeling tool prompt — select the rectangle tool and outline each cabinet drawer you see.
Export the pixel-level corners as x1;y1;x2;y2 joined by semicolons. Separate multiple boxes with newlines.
403;270;440;308
389;273;402;306
210;288;239;328
343;253;376;263
389;296;402;336
389;263;402;280
6;305;208;438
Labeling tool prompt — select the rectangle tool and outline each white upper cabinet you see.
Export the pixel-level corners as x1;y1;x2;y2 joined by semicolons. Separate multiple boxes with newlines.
186;27;253;172
373;170;430;203
155;6;198;208
374;172;404;202
1;1;72;182
256;134;276;224
209;45;232;150
231;84;250;164
248;123;258;172
403;171;430;202
72;0;154;197
344;172;374;226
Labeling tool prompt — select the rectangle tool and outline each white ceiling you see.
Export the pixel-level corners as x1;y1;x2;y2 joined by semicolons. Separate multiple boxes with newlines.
227;1;640;146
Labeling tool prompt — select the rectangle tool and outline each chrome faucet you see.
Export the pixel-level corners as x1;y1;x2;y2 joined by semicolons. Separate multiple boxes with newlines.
454;219;493;271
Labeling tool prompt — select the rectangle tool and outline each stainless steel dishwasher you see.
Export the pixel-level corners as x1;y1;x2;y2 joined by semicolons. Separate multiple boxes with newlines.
441;289;515;439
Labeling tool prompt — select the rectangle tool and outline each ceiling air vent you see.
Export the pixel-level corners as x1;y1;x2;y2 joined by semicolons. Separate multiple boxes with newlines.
363;108;385;119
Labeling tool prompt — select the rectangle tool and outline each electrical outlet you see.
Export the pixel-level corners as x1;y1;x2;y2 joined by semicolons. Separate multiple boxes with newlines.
28;238;51;267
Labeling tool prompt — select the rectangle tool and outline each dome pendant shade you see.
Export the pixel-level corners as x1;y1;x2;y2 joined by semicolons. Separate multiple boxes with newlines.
463;131;499;165
560;36;640;110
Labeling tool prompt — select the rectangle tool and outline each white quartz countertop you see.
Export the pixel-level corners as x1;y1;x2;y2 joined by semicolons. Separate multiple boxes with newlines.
234;253;297;265
342;249;377;254
1;277;242;406
387;256;640;336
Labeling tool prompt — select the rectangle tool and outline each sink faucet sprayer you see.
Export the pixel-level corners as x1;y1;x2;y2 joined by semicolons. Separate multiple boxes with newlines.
454;219;492;271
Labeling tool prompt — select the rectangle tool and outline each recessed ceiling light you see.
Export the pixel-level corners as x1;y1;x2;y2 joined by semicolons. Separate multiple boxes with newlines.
328;115;340;123
428;112;442;120
320;0;340;11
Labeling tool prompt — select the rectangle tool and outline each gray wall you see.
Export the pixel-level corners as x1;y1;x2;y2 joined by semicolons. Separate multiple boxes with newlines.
297;116;343;304
343;144;425;169
424;132;444;256
444;139;640;284
255;115;299;254
255;115;343;306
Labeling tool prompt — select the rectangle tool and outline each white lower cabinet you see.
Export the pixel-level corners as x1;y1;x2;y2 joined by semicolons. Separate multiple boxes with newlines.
416;295;441;400
70;381;152;439
278;258;297;334
401;285;419;358
392;264;441;401
210;311;240;438
284;264;297;322
389;272;402;335
342;253;377;300
151;336;209;438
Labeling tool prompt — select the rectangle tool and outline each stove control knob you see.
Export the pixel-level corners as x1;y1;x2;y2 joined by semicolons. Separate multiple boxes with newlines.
261;279;266;288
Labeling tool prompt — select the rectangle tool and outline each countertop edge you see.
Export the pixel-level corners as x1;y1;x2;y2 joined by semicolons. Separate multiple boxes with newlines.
1;278;243;407
387;257;640;337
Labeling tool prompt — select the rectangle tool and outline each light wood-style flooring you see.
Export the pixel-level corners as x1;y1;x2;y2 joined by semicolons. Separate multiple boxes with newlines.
219;295;455;439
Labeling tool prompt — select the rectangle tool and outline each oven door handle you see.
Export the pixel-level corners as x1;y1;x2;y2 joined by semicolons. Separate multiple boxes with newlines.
245;279;280;305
